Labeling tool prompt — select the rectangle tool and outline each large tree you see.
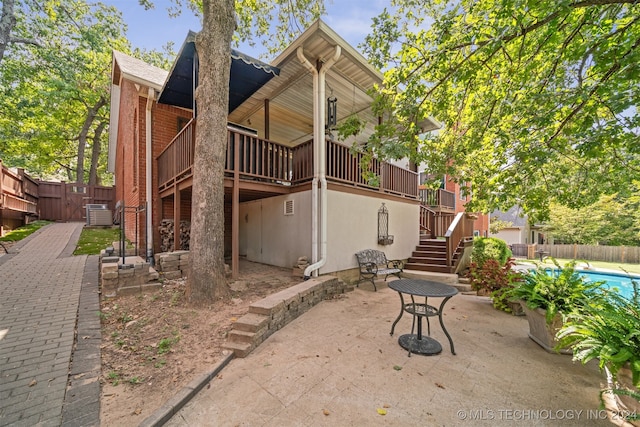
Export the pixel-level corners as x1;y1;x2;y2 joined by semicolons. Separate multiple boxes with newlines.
0;0;41;63
183;0;324;303
543;191;640;245
0;0;131;183
362;0;639;223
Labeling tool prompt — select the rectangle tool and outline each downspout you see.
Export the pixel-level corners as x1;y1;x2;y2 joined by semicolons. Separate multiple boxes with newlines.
145;87;154;264
298;46;341;279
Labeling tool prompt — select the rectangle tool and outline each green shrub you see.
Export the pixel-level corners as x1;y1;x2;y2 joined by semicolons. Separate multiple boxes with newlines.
471;237;512;267
468;258;524;312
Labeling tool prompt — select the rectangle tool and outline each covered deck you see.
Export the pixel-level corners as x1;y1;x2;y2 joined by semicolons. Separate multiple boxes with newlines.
156;118;421;268
154;20;464;277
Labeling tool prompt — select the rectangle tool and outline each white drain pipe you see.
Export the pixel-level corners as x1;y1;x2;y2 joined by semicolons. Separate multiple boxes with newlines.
146;87;154;263
298;45;341;279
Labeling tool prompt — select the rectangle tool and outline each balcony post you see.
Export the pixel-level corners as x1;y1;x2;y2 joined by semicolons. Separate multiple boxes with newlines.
232;132;240;278
173;188;181;251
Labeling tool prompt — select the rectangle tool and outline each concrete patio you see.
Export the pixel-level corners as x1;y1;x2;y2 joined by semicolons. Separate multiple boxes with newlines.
164;279;611;426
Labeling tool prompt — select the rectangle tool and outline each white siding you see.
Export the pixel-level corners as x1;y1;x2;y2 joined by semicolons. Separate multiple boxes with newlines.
239;189;420;274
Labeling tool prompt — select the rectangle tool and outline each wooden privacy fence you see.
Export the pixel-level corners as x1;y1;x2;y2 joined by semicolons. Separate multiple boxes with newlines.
512;243;640;264
2;158;116;230
38;182;115;222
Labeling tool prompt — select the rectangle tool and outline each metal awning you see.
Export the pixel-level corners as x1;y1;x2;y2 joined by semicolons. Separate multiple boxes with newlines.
158;31;280;113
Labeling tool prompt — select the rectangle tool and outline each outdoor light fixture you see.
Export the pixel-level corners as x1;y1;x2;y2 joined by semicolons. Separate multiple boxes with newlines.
327;96;337;129
378;203;394;245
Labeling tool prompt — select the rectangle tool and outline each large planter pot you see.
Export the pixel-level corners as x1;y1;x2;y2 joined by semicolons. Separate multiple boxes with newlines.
508;300;525;316
519;301;571;354
602;364;640;426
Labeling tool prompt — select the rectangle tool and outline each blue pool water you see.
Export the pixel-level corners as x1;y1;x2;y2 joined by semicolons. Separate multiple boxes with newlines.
574;270;639;300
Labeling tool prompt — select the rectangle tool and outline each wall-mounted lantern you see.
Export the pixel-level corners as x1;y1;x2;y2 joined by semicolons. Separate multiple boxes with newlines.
378;203;394;245
327;96;337;129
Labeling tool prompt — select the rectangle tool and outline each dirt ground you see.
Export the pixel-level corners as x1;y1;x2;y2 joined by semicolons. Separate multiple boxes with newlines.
99;262;303;426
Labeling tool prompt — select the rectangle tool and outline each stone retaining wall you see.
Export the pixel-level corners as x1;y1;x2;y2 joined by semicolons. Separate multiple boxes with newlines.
154;251;189;280
99;255;160;298
224;275;353;357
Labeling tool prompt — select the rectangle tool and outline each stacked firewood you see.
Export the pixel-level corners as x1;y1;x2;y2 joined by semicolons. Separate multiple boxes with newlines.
159;219;191;252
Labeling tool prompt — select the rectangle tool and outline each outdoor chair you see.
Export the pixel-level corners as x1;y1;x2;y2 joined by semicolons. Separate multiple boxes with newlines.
354;249;403;291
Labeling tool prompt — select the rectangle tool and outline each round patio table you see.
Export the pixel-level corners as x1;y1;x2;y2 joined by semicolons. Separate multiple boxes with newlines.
389;279;458;356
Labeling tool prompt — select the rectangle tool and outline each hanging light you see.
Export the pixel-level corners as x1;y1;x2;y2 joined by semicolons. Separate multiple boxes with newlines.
327;96;337;129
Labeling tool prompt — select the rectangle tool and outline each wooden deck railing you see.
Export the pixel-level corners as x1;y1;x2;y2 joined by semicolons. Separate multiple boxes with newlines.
420;206;457;239
225;128;293;183
159;123;419;199
158;119;196;192
419;188;455;211
445;212;475;268
292;139;417;197
0;161;38;214
420;205;434;237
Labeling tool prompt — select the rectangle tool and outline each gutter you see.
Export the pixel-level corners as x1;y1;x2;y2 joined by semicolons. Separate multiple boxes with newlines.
145;87;154;263
297;46;341;279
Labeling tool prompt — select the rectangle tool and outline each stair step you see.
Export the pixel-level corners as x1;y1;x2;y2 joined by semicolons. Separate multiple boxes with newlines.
453;283;473;293
417;241;447;247
405;263;452;274
412;251;447;259
416;242;446;247
227;330;255;344
233;312;269;333
222;341;252;358
408;257;447;265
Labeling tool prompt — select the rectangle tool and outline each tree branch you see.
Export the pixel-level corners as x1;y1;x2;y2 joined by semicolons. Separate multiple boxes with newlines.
546;35;640;146
9;37;42;47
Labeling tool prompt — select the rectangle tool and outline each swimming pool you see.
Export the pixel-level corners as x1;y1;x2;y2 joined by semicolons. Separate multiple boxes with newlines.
574;269;639;300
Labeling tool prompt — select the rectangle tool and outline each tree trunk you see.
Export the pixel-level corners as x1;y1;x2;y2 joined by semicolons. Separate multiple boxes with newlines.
0;0;16;64
186;0;235;304
76;96;106;184
88;120;106;186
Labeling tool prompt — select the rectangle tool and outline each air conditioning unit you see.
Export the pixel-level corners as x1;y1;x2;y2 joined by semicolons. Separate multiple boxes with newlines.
85;204;111;226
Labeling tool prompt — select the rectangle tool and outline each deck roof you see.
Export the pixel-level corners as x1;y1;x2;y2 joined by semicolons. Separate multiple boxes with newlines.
157;31;280;113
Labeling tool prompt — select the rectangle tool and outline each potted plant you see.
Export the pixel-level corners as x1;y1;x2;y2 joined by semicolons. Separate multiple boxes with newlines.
506;258;605;353
557;282;640;425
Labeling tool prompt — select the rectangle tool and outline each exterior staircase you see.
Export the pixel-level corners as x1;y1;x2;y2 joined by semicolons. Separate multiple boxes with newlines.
405;237;458;274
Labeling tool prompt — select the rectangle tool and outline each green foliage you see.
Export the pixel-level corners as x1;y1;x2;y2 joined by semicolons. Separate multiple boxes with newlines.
157;334;180;355
544;193;640;246
73;226;121;255
507;258;606;323
471;237;511;267
363;1;640;223
231;0;326;57
558;280;640;385
489;219;513;235
0;220;50;242
336;114;366;139
128;376;142;385
468;258;524;313
107;371;120;386
1;1;174;183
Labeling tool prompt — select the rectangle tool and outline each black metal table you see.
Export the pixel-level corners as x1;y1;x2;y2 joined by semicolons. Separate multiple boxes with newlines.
389;279;458;356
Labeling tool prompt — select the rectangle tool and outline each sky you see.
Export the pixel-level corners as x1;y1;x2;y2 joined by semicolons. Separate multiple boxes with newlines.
102;0;388;60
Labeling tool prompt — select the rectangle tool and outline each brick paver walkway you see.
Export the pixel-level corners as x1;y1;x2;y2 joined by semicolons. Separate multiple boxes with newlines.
0;223;90;426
